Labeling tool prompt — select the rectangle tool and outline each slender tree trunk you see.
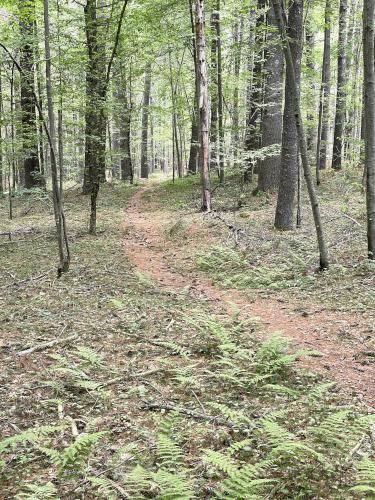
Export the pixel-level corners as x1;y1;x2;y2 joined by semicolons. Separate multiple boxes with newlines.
305;23;318;153
19;0;42;188
119;90;133;184
274;0;303;229
43;0;70;274
316;0;331;177
210;6;219;172
231;14;243;166
195;0;211;211
257;4;284;193
332;0;348;170
140;63;151;179
272;0;329;270
0;61;3;196
363;0;375;259
34;20;45;181
188;0;199;174
82;0;107;200
244;0;265;182
216;0;224;183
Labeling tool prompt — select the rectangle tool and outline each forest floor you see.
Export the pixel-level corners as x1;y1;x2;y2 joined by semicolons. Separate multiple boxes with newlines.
0;173;375;498
124;175;375;406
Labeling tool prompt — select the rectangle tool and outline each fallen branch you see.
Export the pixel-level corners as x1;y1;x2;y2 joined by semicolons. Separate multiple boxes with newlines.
16;334;78;357
142;401;236;428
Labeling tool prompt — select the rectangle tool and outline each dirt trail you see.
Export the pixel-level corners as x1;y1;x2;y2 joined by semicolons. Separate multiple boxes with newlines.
123;186;375;406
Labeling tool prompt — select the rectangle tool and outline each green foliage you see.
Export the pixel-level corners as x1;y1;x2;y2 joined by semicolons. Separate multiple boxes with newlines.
15;482;60;500
351;457;375;495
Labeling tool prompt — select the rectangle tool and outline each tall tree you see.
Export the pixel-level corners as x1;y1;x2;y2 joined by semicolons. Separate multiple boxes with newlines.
188;0;199;174
332;0;348;170
244;0;265;182
140;63;152;179
272;0;329;270
195;0;211;211
82;0;128;233
363;0;375;259
43;0;70;274
316;0;331;179
231;14;243;166
257;4;283;193
19;0;42;188
274;0;303;229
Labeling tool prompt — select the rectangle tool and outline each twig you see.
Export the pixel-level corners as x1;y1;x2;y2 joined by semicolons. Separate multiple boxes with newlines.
16;334;78;357
142;401;236;428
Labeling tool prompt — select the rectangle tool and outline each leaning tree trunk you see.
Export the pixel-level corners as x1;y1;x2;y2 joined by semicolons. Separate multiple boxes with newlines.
195;0;211;211
257;4;284;193
272;0;329;270
363;0;375;259
332;0;348;170
244;0;265;182
19;0;42;188
316;0;331;179
43;0;70;274
140;63;152;179
274;0;303;230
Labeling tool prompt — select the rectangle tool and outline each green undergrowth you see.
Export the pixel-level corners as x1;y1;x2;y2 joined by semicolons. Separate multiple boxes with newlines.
0;182;374;498
157;172;375;313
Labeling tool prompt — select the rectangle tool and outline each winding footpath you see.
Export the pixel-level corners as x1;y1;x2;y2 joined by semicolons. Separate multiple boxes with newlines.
123;186;375;406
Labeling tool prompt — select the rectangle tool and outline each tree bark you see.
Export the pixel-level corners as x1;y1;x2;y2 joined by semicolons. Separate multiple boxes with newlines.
231;14;243;167
244;0;265;182
0;61;3;196
272;0;329;270
19;0;42;189
332;0;348;170
43;0;70;274
188;0;199;174
195;0;211;211
140;63;152;179
316;0;331;178
274;0;303;230
257;4;283;193
363;0;375;259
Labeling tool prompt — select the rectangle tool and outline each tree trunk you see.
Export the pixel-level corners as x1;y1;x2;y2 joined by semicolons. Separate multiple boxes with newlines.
216;0;224;183
272;0;329;270
332;0;348;170
140;64;152;179
316;0;331;177
195;0;211;211
0;61;3;196
43;0;70;274
363;0;375;259
231;14;243;166
210;6;218;173
305;22;318;153
82;0;107;199
19;0;42;189
257;4;284;193
274;0;303;229
244;0;265;182
188;0;199;174
120;92;133;184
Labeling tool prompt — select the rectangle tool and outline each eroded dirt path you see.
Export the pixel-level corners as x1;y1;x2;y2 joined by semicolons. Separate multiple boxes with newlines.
123;186;375;406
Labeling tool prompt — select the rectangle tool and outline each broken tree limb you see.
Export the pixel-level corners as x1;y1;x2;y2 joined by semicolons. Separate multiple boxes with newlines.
16;334;78;357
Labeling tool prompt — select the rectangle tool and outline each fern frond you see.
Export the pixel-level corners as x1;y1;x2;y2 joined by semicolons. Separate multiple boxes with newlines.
350;457;375;494
15;482;60;500
58;431;107;477
156;433;184;468
75;346;104;367
88;476;118;500
153;468;195;499
309;410;350;447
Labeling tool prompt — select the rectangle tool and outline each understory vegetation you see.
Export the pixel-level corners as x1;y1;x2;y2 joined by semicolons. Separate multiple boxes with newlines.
1;183;375;499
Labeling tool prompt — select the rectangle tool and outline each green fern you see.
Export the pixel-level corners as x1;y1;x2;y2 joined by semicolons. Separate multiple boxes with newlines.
309;410;351;448
15;482;60;500
0;424;63;455
351;457;375;495
88;476;118;499
153;468;195;499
